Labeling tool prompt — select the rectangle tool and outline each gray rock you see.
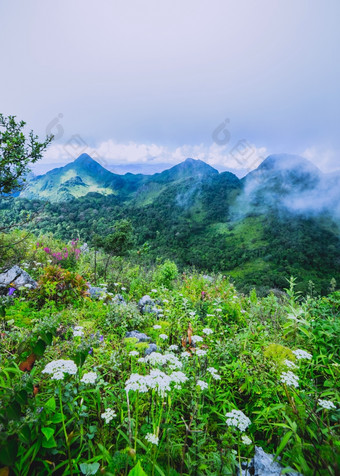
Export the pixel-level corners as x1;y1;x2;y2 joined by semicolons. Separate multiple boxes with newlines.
0;265;37;295
138;295;163;315
125;331;151;342
112;293;126;305
87;286;106;298
239;447;303;476
145;343;158;355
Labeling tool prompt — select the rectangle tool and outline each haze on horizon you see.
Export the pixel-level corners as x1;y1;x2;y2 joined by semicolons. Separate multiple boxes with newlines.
1;0;339;176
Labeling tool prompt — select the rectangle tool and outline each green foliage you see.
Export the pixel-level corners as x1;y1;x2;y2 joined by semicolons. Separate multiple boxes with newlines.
0;113;52;196
153;259;178;289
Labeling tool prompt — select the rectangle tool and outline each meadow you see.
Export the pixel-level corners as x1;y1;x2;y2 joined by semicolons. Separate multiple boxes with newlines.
0;234;339;475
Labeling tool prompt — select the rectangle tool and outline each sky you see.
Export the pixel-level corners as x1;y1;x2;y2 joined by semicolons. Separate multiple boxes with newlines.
1;0;339;176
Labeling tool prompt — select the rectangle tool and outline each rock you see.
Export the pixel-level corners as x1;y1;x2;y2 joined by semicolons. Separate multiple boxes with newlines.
145;343;158;355
125;331;151;342
0;265;37;295
138;295;162;315
87;285;106;298
238;447;303;476
112;293;126;305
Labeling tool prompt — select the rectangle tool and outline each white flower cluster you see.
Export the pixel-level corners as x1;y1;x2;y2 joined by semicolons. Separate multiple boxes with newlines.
292;349;312;360
280;371;299;388
197;380;208;390
42;359;77;380
202;328;213;335
129;351;139;357
195;349;207;357
101;408;117;424
125;369;188;396
145;433;159;445
144;352;182;369
73;325;84;337
180;352;190;359
153;325;162;329
318;399;337;410
159;334;168;340
226;409;251;432
241;435;252;445
284;360;297;369
168;344;178;351
207;367;221;380
191;335;203;344
81;371;97;384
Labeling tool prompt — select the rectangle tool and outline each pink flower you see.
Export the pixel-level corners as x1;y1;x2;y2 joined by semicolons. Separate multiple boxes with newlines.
44;247;50;253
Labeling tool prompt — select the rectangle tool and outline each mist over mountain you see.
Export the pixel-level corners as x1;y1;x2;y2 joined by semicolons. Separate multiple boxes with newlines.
2;152;340;294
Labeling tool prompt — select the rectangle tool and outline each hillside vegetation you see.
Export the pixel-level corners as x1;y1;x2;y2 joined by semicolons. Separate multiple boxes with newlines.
0;233;339;475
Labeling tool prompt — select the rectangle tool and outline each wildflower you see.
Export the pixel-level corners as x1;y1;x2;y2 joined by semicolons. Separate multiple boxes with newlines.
280;371;299;388
151;289;158;293
121;287;127;291
180;352;190;359
7;287;16;296
145;433;159;445
284;359;297;369
241;435;252;445
216;308;222;312
195;349;207;357
226;409;251;432
153;325;162;329
81;371;97;384
129;351;139;357
197;380;208;390
159;334;168;340
191;335;203;344
163;299;169;303
292;349;312;360
73;325;84;337
318;399;337;410
42;359;77;380
206;314;214;317
202;328;213;335
189;311;196;316
168;344;178;351
101;408;117;424
207;367;221;380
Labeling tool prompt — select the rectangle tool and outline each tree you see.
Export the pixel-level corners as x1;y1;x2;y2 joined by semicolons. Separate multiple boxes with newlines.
0;114;53;196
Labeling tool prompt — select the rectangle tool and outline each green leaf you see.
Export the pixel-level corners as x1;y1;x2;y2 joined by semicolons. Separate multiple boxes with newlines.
276;431;293;457
50;412;63;423
45;397;56;412
33;339;46;356
41;427;55;441
0;438;18;466
42;436;57;448
128;461;148;476
79;462;100;475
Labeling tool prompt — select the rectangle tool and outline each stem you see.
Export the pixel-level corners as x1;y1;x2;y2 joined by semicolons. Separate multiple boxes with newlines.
59;385;73;476
126;391;133;446
134;392;139;452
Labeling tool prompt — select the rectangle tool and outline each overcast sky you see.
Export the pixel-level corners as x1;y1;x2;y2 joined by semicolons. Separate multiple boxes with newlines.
1;0;339;175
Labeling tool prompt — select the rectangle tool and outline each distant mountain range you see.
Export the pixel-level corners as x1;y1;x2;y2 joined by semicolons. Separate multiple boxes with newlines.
3;152;340;294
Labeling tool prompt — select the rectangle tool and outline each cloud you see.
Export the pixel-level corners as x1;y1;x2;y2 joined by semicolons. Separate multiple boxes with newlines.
302;147;339;174
34;137;268;177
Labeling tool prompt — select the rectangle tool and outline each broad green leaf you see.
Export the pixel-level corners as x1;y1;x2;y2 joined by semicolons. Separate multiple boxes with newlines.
128;461;148;476
41;427;55;441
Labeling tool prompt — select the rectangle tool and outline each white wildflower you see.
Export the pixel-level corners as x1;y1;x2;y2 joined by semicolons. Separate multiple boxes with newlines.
206;314;214;317
138;357;146;363
226;409;251;432
129;351;139;357
241;435;252;445
151;289;158;293
207;367;221;380
168;344;178;351
153;325;162;329
191;335;203;344
180;352;190;359
81;371;97;384
197;380;208;390
101;408;117;424
145;433;159;445
159;334;168;340
42;359;77;380
284;359;297;369
318;399;337;410
73;325;84;337
189;311;196;317
280;371;299;388
195;349;207;357
202;328;213;335
216;308;222;312
292;349;312;360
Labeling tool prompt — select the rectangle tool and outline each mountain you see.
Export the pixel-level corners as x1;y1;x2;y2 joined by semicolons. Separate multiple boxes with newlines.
3;152;340;295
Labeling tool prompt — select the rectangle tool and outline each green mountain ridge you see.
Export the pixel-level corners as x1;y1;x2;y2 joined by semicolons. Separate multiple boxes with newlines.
2;153;340;294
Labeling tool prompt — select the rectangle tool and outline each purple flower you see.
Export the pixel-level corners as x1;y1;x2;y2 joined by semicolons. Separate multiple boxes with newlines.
88;348;93;354
99;335;104;342
8;287;16;296
44;247;50;253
